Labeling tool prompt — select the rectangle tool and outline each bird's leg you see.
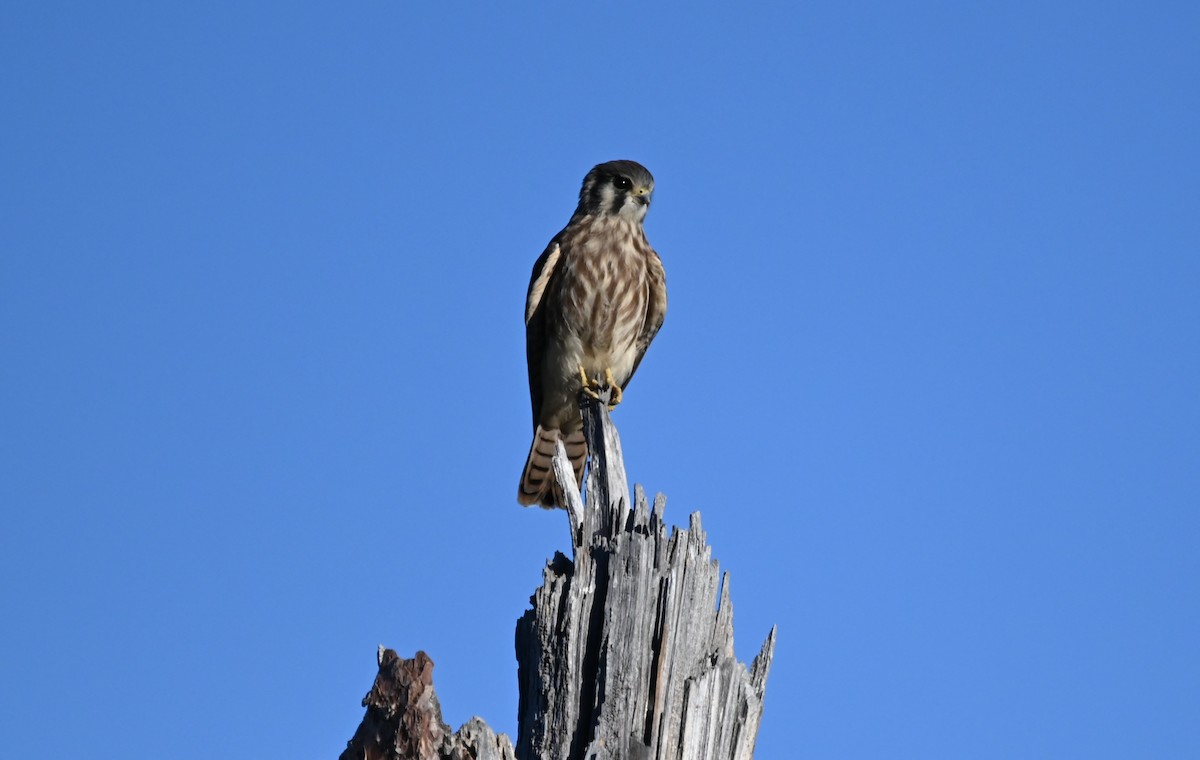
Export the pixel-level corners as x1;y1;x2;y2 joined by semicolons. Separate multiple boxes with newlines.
603;367;623;409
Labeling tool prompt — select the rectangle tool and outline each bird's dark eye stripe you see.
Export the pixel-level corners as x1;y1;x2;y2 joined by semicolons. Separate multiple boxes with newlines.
613;176;632;190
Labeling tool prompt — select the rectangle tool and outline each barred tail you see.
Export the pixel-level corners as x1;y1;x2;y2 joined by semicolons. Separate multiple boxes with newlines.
517;426;587;508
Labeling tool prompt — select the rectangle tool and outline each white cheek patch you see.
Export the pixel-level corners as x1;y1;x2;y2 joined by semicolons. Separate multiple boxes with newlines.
598;184;617;211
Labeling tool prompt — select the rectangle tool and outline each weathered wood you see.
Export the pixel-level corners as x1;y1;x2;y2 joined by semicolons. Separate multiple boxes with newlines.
340;647;516;760
342;395;774;759
514;396;775;760
579;389;631;534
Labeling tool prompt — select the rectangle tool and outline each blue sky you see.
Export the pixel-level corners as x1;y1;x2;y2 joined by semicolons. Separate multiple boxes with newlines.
2;2;1198;757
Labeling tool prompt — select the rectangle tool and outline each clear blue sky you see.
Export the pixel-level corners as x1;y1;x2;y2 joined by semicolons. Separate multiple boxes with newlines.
2;3;1197;758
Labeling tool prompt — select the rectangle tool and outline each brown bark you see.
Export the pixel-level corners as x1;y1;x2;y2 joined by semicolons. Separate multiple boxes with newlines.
340;648;515;760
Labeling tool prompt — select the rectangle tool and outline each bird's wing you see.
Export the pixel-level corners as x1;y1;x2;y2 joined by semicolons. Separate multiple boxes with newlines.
625;249;667;388
526;241;561;326
525;241;562;429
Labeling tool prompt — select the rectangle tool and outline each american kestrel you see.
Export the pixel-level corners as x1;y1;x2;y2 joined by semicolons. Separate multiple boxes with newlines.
518;160;667;508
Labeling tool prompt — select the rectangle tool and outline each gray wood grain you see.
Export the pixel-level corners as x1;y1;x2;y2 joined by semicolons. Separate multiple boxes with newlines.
514;397;775;760
341;396;773;760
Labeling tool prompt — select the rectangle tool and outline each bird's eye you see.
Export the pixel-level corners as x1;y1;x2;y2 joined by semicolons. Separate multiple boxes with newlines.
613;176;633;191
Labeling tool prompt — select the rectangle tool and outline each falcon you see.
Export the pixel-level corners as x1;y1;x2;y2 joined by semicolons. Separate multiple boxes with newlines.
518;160;667;508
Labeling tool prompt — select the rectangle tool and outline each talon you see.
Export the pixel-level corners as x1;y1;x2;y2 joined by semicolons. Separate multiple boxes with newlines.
604;367;623;409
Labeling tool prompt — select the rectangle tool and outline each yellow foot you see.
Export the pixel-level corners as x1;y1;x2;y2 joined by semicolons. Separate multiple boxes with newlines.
604;367;623;409
579;366;602;400
578;366;622;409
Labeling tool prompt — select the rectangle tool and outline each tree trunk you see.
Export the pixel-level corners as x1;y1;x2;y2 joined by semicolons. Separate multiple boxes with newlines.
341;396;774;760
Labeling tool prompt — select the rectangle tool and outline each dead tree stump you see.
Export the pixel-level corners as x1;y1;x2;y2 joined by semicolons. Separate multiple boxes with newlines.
342;396;775;760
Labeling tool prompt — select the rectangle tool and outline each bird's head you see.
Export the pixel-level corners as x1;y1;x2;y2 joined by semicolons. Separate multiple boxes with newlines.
576;160;655;222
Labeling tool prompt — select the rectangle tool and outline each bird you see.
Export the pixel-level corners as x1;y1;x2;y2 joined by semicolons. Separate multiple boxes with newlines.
518;160;667;508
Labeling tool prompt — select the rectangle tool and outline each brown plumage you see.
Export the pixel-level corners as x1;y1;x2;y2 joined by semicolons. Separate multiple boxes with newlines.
518;160;668;508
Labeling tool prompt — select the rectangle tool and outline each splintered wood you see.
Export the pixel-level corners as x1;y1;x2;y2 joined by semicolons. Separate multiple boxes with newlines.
341;397;774;760
514;398;774;760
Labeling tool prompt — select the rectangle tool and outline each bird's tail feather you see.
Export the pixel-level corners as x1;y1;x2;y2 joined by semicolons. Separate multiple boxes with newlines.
518;426;587;508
